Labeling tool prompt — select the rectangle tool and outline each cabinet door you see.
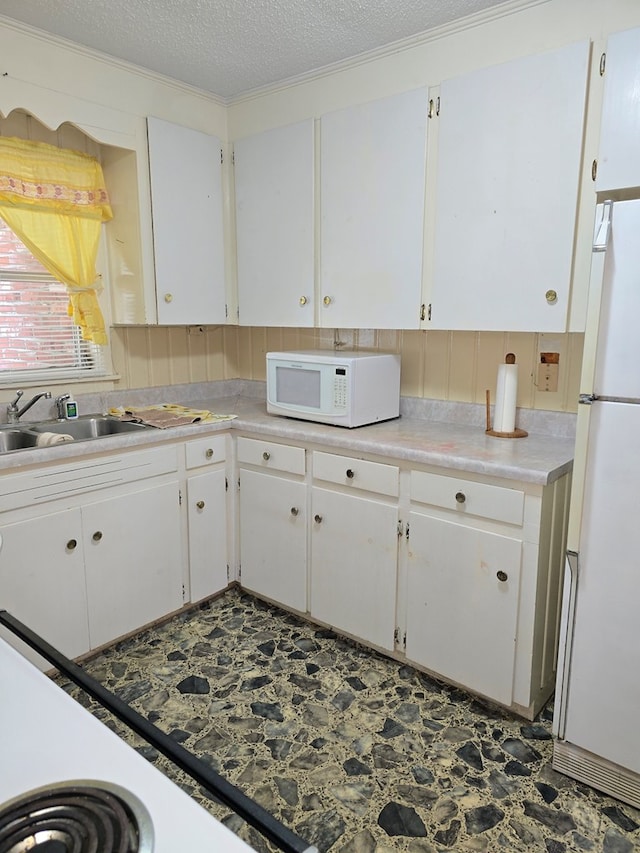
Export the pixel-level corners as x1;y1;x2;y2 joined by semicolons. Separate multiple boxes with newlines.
430;41;589;331
235;120;314;326
83;481;183;648
147;116;226;324
239;469;307;612
187;469;228;603
320;88;428;329
596;27;640;193
406;512;522;706
310;487;397;650
0;508;90;666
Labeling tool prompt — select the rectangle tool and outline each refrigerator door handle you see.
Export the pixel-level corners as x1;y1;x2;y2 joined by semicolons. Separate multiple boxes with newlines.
553;550;579;739
593;200;612;252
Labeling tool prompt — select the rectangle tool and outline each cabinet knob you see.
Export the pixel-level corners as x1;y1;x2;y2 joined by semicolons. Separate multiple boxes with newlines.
545;289;558;305
299;296;308;306
66;539;77;551
346;468;355;479
196;500;205;510
291;507;299;516
262;451;271;461
92;531;103;542
164;293;173;303
323;295;332;306
314;514;323;524
496;570;508;582
205;448;214;459
455;491;466;504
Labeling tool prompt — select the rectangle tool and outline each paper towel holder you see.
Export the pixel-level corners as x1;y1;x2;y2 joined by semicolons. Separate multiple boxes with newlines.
485;354;528;438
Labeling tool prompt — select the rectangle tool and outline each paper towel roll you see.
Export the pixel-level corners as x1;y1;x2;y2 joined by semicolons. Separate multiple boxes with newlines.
494;363;518;433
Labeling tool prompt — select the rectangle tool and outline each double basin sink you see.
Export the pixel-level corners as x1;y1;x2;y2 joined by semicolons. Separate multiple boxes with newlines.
0;416;152;454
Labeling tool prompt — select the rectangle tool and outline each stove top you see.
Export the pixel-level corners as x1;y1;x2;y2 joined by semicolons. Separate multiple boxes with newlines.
0;780;152;853
0;638;253;853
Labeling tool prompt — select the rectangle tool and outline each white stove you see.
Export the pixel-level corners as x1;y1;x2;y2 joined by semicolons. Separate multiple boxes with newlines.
0;638;254;852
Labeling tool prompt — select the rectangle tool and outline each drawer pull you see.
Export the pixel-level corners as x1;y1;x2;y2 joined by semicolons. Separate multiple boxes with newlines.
92;531;103;543
346;468;355;479
496;570;508;582
455;491;466;504
263;451;271;461
314;514;323;524
205;448;214;459
66;539;77;551
196;500;205;510
291;507;299;516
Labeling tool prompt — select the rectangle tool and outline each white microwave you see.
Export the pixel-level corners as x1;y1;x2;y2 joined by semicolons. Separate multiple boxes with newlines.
266;350;401;428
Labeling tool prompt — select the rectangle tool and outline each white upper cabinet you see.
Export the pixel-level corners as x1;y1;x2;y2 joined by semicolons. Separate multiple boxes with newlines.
147;116;227;325
319;88;428;329
429;41;590;332
596;27;640;193
235;120;315;327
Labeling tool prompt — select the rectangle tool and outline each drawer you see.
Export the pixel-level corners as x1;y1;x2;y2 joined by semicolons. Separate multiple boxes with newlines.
185;434;227;469
313;451;399;497
237;436;305;475
411;470;524;526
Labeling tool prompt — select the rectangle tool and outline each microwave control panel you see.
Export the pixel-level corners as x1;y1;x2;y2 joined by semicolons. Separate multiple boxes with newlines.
333;368;347;410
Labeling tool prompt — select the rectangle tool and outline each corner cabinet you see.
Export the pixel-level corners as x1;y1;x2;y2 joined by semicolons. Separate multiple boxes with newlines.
185;435;230;603
234;120;315;327
147;116;227;324
429;41;590;332
319;88;428;329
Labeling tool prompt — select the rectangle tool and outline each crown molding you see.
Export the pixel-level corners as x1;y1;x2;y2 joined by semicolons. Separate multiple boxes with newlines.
1;0;551;107
0;14;226;107
228;0;552;104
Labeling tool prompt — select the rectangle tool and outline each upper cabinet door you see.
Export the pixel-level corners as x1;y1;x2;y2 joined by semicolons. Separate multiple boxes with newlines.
235;119;314;327
430;41;590;332
147;116;226;325
596;27;640;194
320;88;428;329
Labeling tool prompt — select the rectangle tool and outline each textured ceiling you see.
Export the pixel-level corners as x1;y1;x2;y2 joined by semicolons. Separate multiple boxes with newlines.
0;0;515;99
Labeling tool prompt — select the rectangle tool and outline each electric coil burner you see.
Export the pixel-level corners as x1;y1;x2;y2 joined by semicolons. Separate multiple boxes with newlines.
0;781;153;853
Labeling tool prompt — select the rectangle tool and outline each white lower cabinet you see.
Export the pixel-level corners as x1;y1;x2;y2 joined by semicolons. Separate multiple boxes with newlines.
310;487;398;651
0;445;183;666
406;512;522;706
310;451;399;651
237;437;307;612
0;507;90;666
404;468;570;717
185;434;230;603
187;469;228;603
83;481;183;648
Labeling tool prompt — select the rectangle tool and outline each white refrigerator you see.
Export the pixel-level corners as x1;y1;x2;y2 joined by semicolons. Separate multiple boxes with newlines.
553;198;640;809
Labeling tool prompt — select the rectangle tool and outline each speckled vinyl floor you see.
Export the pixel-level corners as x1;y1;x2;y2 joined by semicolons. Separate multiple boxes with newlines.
56;589;640;853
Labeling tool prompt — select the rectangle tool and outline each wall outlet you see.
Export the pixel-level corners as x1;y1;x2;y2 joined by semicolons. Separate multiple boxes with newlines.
538;352;559;391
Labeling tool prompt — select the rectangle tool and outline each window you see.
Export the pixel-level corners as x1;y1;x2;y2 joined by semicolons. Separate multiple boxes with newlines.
0;219;106;381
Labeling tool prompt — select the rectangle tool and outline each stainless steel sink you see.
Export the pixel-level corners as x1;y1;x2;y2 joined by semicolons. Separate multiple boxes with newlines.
0;428;40;452
29;416;151;440
0;415;152;453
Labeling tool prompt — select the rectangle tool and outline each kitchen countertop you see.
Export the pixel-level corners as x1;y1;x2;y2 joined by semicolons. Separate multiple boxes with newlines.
0;394;574;484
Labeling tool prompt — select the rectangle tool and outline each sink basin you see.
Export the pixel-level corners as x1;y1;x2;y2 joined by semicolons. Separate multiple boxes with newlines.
29;416;152;440
0;428;40;452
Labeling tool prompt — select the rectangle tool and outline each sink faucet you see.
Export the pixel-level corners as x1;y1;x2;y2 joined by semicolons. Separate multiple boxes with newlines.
55;394;71;419
6;390;52;424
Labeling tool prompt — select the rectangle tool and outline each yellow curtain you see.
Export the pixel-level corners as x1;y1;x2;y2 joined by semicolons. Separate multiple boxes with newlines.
0;136;113;345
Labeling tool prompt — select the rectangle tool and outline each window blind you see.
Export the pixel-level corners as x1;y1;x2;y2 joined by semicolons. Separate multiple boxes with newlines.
0;220;106;381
